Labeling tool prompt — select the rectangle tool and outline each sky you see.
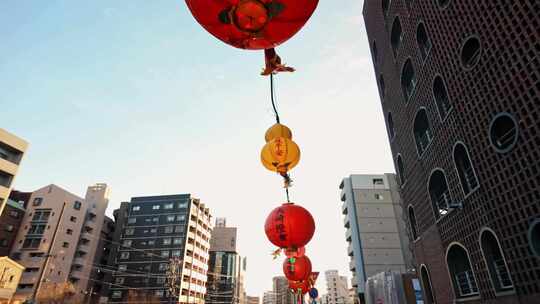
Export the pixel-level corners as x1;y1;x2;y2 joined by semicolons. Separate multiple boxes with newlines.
0;0;395;298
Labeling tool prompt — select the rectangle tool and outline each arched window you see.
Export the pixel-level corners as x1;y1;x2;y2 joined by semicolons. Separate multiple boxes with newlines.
391;17;403;55
453;143;479;195
529;219;540;257
489;113;519;153
420;265;435;304
408;205;418;240
447;244;479;298
401;59;416;102
480;229;514;292
387;112;395;139
437;0;451;9
428;170;450;218
413;109;433;156
397;155;405;185
433;75;452;119
382;0;390;16
372;41;378;64
379;74;386;98
461;36;482;69
416;22;432;60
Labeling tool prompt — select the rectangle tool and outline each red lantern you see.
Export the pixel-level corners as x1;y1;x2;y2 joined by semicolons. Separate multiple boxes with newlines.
264;203;315;249
285;246;305;258
185;0;319;50
283;255;312;282
289;280;310;294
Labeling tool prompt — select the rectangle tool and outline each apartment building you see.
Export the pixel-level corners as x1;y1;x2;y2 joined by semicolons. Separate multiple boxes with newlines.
0;199;25;257
0;129;28;221
109;194;212;304
324;270;351;304
10;183;110;302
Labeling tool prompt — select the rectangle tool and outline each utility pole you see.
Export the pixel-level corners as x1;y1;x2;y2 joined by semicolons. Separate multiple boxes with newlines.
32;202;67;301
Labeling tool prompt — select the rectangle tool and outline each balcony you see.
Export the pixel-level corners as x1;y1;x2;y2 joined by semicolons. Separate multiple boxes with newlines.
345;229;352;242
349;260;356;271
347;244;354;257
343;217;350;229
341;202;348;215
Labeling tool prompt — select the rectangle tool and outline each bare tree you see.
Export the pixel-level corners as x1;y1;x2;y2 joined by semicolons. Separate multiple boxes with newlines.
36;282;82;304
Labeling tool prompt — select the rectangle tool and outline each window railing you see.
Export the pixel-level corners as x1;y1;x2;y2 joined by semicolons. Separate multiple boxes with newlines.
417;130;433;154
495;127;517;148
455;270;478;296
463;166;478;191
435;190;450;215
493;259;513;289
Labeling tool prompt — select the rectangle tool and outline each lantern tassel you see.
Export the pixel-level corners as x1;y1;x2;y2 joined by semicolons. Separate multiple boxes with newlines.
261;48;295;76
272;248;282;259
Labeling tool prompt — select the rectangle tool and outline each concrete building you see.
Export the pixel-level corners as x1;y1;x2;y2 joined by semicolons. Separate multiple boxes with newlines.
262;291;276;304
246;295;260;304
206;218;246;304
0;129;28;221
339;174;412;301
90;215;115;304
324;270;351;304
0;199;25;257
109;194;212;304
363;1;540;303
272;276;294;304
0;256;24;304
9;183;111;302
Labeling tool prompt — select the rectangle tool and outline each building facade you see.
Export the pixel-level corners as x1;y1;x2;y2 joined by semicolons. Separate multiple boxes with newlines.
206;218;246;304
272;276;294;304
109;194;212;304
0;199;25;257
262;291;276;304
0;129;28;220
363;1;540;303
246;295;260;304
339;174;412;300
0;256;24;304
10;183;111;302
324;270;351;304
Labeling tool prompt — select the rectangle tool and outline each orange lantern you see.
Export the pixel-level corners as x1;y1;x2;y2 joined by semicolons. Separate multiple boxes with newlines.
261;136;300;174
265;123;292;142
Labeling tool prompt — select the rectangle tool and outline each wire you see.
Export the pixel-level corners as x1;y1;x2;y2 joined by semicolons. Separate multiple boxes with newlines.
270;73;280;124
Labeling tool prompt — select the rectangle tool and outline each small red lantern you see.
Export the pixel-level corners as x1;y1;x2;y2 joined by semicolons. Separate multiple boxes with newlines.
283;255;312;282
289;280;310;295
265;203;315;249
185;0;319;50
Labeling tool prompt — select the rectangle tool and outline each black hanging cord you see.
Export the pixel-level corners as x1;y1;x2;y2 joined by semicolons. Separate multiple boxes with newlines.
270;73;280;124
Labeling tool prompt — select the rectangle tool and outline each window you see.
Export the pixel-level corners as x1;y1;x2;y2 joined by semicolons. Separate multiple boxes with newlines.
378;74;386;98
416;22;432;60
148;240;156;246
437;0;450;8
413;108;433;156
0;239;7;247
165;226;174;234
390;17;403;55
152;205;161;210
132;206;140;212
5;225;14;232
387;112;395;139
161;251;170;258
175;226;184;233
428;170;451;218
66;229;73;235
164;203;174;209
397;155;405;185
453;143;479;195
125;228;135;236
159;263;168;271
73;201;82;210
382;0;390;16
167;215;175;222
152;217;159;222
461;36;482;69
172;250;182;257
433;75;452;119
176;215;186;221
112;291;122;298
163;238;172;245
22;238;41;249
120;252;130;260
489;113;519;153
373;178;384;185
480;229;514;292
408;206;418;240
374;194;384;200
420;266;435;304
118;264;127;272
530;220;540;257
70;216;77;223
178;202;188;209
173;238;183;245
28;224;46;235
155;290;164;297
62;242;69;248
115;277;125;284
8;210;20;219
123;240;132;247
33;198;43;206
401;59;416;102
128;217;137;224
150;228;157;233
157;277;166;284
446;244;478;298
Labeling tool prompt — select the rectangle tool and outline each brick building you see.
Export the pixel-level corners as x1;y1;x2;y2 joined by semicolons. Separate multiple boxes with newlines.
363;1;539;303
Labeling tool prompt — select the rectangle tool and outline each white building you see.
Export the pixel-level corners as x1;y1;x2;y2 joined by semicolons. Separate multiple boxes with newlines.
324;270;351;304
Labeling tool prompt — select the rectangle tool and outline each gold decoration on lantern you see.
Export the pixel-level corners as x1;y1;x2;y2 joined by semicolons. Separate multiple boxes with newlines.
265;123;293;142
261;136;300;174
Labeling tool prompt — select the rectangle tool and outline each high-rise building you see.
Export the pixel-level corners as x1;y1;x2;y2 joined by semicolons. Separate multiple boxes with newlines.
246;295;260;304
0;199;25;256
324;270;351;304
339;174;412;301
262;291;276;304
272;276;294;304
0;129;28;219
90;215;115;304
109;194;212;304
10;183;111;302
206;218;246;304
363;1;540;303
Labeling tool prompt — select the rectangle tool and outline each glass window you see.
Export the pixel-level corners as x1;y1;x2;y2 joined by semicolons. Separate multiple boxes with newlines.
433;75;452;119
123;240;132;247
480;230;514;292
417;22;432;60
172;250;182;257
167;215;175;222
159;263;168;271
164;203;174;209
125;228;135;236
461;36;482;69
148;240;156;246
120;252;130;260
453;143;479;195
401;59;416;102
66;229;73;235
112;291;122;298
132;206;141;212
163;238;172;245
413;109;433;156
70;216;77;222
178;202;188;209
173;238;183;245
164;226;174;233
161;251;170;258
447;244;479;298
152;205;161;210
391;17;403;55
118;264;127;272
174;226;184;233
73;201;82;210
489;113;519;153
177;215;186;221
33;198;43;206
128;218;136;224
115;277;125;284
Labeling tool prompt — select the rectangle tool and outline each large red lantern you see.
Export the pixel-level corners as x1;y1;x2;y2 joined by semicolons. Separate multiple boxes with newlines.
185;0;319;50
265;203;315;249
283;255;312;282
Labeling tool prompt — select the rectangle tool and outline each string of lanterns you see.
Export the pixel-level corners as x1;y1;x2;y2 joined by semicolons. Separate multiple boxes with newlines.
184;1;320;303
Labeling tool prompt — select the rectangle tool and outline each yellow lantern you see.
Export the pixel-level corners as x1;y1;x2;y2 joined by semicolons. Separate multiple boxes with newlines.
261;137;300;174
265;123;293;142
